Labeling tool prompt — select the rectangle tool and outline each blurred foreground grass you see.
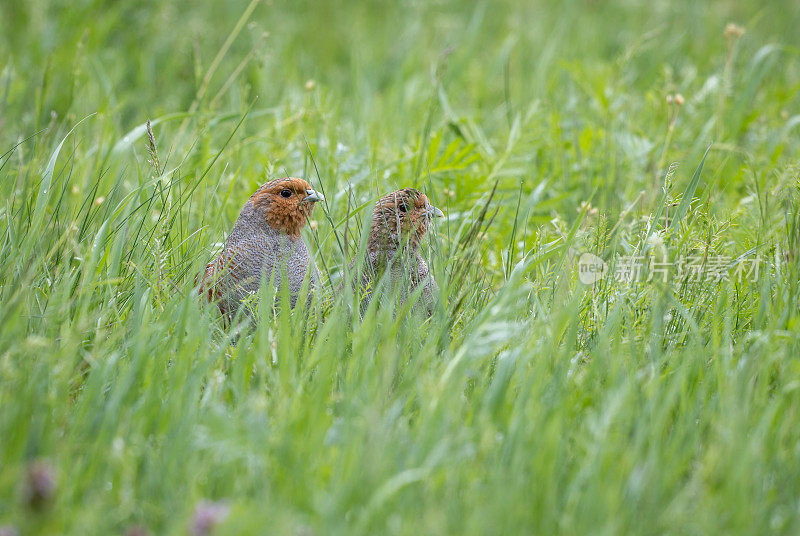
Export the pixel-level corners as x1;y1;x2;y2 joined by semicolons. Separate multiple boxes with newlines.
2;0;800;534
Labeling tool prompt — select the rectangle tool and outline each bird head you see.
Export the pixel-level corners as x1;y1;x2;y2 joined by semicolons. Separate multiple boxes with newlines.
368;188;444;251
249;177;323;236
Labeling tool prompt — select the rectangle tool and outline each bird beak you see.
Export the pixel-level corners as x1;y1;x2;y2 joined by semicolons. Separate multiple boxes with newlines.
427;205;445;219
303;189;324;203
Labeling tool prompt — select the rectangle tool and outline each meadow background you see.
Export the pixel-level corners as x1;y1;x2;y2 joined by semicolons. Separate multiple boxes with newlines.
2;0;800;534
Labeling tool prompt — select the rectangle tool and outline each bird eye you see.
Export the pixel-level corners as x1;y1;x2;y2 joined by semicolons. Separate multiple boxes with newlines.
398;202;408;213
280;189;292;198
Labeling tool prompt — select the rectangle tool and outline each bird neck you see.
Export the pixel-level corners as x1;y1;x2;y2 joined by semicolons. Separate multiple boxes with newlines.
229;203;297;243
365;235;422;277
366;233;418;258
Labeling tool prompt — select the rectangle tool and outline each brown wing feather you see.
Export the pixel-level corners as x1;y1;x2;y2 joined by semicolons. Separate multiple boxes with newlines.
197;256;226;309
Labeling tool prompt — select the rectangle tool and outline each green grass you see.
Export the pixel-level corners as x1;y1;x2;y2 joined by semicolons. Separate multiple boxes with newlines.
2;0;800;534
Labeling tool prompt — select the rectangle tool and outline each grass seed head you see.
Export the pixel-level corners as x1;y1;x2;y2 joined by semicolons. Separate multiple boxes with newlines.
724;22;745;40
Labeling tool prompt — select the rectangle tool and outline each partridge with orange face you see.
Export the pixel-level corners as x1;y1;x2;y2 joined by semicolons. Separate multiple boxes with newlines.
351;188;444;314
199;177;323;316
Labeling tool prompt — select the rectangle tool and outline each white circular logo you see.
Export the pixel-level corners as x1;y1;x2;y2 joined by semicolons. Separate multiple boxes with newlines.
577;252;607;284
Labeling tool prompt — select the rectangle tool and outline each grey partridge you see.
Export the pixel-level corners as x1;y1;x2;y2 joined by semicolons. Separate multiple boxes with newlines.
350;188;444;315
199;177;323;316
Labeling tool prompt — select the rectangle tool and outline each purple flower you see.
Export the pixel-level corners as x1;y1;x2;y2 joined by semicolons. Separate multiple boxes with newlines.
124;525;150;536
0;525;19;536
23;461;56;511
191;500;230;536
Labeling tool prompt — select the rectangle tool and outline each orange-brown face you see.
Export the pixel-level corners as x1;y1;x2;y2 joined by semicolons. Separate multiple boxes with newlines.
249;177;323;236
369;188;444;248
